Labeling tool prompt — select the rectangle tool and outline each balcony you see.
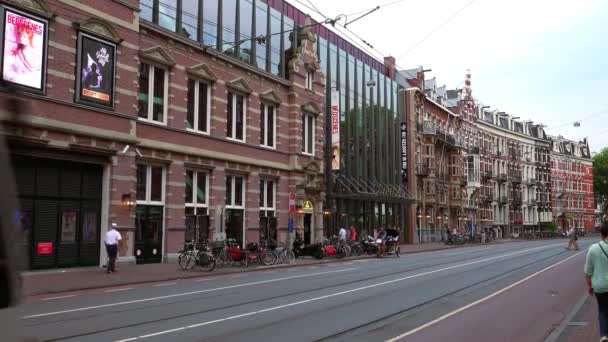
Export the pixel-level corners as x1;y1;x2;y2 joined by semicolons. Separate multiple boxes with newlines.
416;122;423;133
497;173;508;182
512;197;523;206
460;176;468;187
423;121;436;135
528;199;537;206
469;146;480;155
416;165;433;177
484;196;494;204
499;196;509;205
482;170;493;180
511;175;522;184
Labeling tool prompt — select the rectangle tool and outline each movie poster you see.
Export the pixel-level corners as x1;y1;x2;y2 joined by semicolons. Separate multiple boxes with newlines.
61;210;77;242
1;8;47;91
76;33;115;107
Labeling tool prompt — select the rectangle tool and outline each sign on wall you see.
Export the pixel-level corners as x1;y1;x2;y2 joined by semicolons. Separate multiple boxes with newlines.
331;90;340;171
36;242;52;255
75;32;116;107
401;122;408;186
0;6;48;92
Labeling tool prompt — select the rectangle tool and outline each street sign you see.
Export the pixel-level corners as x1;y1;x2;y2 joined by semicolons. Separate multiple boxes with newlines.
288;217;294;233
303;200;314;213
37;242;52;255
289;192;296;213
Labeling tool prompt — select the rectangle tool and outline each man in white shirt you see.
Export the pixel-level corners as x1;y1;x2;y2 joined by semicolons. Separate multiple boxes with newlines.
338;227;347;242
105;223;122;273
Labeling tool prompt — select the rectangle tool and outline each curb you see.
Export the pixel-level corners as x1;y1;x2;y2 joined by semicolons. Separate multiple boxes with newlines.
20;238;526;297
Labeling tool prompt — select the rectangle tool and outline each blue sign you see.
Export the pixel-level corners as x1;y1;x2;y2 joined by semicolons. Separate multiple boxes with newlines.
288;217;294;233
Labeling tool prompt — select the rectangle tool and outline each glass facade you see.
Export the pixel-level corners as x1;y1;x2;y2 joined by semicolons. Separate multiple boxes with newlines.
139;0;406;238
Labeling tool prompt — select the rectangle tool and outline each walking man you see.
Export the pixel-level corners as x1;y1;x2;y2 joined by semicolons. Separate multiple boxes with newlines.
338;227;347;242
105;223;122;274
585;223;608;341
567;227;579;251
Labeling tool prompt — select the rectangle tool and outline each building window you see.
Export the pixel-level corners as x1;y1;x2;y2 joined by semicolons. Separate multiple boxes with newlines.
259;179;275;210
185;170;208;215
138;63;167;124
227;92;246;141
302;112;315;155
136;164;165;204
305;70;313;90
186;79;210;133
225;175;244;208
260;103;276;148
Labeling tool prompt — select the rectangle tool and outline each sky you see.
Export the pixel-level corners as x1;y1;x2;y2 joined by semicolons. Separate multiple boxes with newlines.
288;0;608;152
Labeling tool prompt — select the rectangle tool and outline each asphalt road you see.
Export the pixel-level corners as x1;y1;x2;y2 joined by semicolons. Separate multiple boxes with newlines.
10;238;594;342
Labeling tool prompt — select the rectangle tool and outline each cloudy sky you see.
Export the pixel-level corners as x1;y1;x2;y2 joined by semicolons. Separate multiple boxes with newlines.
289;0;608;152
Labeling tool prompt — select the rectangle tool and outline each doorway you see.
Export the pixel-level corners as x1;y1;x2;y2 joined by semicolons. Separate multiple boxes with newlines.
304;213;312;244
225;209;244;245
135;205;163;264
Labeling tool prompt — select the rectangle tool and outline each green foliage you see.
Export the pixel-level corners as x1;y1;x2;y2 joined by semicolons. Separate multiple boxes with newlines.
541;222;558;232
593;148;608;209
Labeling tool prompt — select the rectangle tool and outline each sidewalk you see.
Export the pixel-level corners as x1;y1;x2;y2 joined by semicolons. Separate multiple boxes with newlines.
551;295;600;342
19;239;516;297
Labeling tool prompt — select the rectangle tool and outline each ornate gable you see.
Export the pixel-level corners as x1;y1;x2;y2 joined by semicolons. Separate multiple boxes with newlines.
301;101;321;115
226;77;253;95
259;90;281;105
139;46;176;68
5;0;53;18
186;63;218;83
74;18;122;43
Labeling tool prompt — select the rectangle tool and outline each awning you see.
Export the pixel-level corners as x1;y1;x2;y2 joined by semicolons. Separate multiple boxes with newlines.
333;174;414;203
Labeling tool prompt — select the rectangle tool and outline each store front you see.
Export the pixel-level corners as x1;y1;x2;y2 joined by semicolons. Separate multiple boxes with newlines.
13;157;103;269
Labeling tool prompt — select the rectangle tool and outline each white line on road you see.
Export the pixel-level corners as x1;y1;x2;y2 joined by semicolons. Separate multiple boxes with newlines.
104;288;134;293
21;268;357;319
194;277;218;282
112;243;563;341
153;282;177;287
229;274;245;278
385;250;586;342
41;295;76;301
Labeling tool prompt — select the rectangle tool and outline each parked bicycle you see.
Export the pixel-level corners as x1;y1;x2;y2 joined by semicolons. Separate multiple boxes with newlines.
178;241;216;272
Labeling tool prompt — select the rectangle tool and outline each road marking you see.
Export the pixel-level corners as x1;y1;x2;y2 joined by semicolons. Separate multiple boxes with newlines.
21;268;357;319
307;266;319;269
544;292;590;342
194;277;218;282
112;244;563;341
386;250;586;342
104;288;134;293
41;295;76;301
153;282;176;287
229;274;245;278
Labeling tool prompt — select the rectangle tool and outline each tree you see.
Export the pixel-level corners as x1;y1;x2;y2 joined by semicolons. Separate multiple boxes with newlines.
593;147;608;213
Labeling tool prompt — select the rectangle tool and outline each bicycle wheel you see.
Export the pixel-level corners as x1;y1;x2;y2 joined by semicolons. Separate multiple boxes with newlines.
178;251;194;270
285;249;295;264
335;246;345;259
351;244;363;257
344;245;351;257
261;251;275;266
198;252;216;272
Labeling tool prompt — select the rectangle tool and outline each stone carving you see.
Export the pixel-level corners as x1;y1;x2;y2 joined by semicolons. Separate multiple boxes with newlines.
75;18;121;42
301;101;321;115
139;46;176;68
186;63;218;83
226;77;253;95
259;89;282;105
6;0;53;18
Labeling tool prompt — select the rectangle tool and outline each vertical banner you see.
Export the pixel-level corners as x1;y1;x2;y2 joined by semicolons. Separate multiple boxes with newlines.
401;122;407;187
331;90;340;171
1;6;48;92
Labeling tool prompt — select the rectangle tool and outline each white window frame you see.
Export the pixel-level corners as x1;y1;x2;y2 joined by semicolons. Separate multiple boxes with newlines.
138;63;168;125
260;103;276;149
227;92;247;142
302;112;315;156
136;164;166;205
225;175;245;209
305;70;313;90
259;179;276;211
186;79;211;134
185;170;209;212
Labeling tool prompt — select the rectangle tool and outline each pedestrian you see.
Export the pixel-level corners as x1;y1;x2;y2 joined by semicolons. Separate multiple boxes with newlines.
338;227;347;242
567;227;579;251
104;223;122;274
585;223;608;342
349;225;357;241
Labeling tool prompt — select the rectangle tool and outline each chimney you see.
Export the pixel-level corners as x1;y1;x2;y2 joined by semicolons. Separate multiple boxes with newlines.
384;56;396;79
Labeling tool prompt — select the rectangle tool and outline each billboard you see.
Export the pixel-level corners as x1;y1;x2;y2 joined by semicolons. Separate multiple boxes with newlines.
331;90;340;171
1;7;47;91
76;33;116;107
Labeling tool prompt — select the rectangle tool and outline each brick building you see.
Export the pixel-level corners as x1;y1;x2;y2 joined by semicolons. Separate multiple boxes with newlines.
549;136;594;231
1;0;326;269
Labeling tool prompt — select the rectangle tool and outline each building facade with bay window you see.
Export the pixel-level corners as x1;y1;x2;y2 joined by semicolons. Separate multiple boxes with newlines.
1;0;334;269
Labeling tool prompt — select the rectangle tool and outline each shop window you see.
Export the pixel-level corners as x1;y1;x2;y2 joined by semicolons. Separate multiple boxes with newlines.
260;103;276;148
302;112;315;155
136;164;165;204
186;78;210;133
227;92;246;141
138;63;168;124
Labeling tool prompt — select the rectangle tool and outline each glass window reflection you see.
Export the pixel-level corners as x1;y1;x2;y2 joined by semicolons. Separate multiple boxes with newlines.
203;0;219;47
159;0;177;32
269;8;282;76
181;0;198;39
255;2;268;70
239;0;254;63
140;0;153;22
222;0;237;53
